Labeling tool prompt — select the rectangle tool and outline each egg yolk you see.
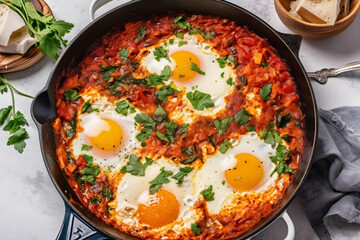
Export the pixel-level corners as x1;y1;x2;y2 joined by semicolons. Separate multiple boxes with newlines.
89;118;123;151
138;189;180;228
171;51;201;82
225;153;264;192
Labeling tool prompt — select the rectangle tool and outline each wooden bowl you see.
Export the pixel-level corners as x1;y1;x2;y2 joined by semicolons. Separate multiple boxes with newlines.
274;0;360;38
0;0;51;73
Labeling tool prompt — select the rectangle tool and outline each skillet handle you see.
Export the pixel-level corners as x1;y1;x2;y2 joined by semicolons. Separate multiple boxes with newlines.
89;0;112;21
280;210;295;240
56;202;109;240
275;31;302;57
31;90;56;128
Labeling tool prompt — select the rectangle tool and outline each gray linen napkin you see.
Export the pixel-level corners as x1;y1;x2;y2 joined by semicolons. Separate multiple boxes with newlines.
300;107;360;240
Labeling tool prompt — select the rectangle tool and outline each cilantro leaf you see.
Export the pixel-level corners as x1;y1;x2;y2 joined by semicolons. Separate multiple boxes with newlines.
270;145;293;177
186;90;214;110
214;117;234;135
239;75;248;85
154;105;167;122
219;139;232;154
260;84;272;101
262;62;270;67
82;154;93;166
119;48;129;62
100;65;117;81
80;165;100;176
282;134;290;142
172;166;193;184
136;128;153;143
0;106;12;126
64;89;81;101
182;147;194;156
134;113;156;128
181;155;198;164
136;26;146;42
200;29;215;40
264;131;275;145
235;109;250;126
66;115;77;138
200;185;215;201
115;100;136;116
175;32;184;39
246;125;256;132
81;144;93;151
155;130;170;143
226;77;235;86
180;123;189;135
178;41;188;47
165;120;178;137
174;16;190;30
4;111;28;134
191;223;202;236
153;46;171;62
216;57;227;68
80;175;96;185
90;197;101;204
121;155;153;176
276;113;291;128
7;127;29;153
155;81;179;102
0;76;8;94
227;55;238;66
100;186;113;199
81;101;99;113
190;62;205;75
189;26;200;35
149;167;173;194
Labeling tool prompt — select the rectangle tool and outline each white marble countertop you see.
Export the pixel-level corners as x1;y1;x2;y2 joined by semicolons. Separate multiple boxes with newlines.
0;0;359;239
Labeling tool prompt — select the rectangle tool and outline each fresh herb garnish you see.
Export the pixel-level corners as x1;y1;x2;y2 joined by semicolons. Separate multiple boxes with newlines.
115;100;136;116
179;74;185;78
190;62;205;75
135;26;146;42
100;187;113;199
81;101;99;113
239;76;248;85
172;166;193;184
174;16;190;30
262;62;270;68
155;130;170;143
219;139;232;154
0;0;74;60
214;117;234;135
178;41;188;47
282;134;290;142
191;223;202;236
226;77;235;86
200;29;215;40
81;144;93;151
270;145;293;176
186;90;214;111
80;165;100;176
134;113;156;128
149;167;173;194
155;81;179;102
146;65;173;87
180;123;189;135
64;89;81;101
260;84;272;102
119;48;129;62
90;197;101;204
169;39;174;44
235;109;250;126
221;72;225;78
189;26;200;35
82;154;93;166
100;65;117;81
136;128;153;143
165;120;178;143
276;113;291;128
181;156;198;164
200;185;215;201
216;57;227;68
153;46;171;62
182;147;194;156
260;122;281;145
120;155;153;176
227;55;238;66
154;105;167;123
176;32;184;39
66;115;77;138
246;125;256;132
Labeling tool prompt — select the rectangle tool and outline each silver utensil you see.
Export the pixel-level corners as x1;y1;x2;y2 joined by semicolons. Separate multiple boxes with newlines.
308;61;360;84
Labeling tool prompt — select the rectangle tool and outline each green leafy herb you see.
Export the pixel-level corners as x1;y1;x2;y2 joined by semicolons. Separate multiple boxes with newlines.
190;62;205;75
6;127;29;154
262;62;270;68
153;46;171;62
182;147;194;156
146;65;173;87
100;187;112;199
180;123;189;135
176;32;184;39
121;155;153;176
172;166;193;184
276;113;291;128
90;197;101;204
136;128;153;143
216;57;227;68
191;223;202;236
235;109;250;126
169;39;174;44
82;154;93;166
227;55;238;66
209;135;216;147
221;72;225;78
115;100;136;116
80;175;96;185
154;105;167;122
179;74;185;78
200;29;215;40
81;101;99;113
219;139;232;154
100;65;117;81
134;113;156;128
282;134;290;142
200;185;215;201
80;165;100;176
186;90;214;110
189;26;200;35
260;122;281;145
222;180;225;185
155;130;170;143
226;77;235;86
181;156;198;164
295;121;300;127
174;16;190;30
149;167;173;194
0;106;12;125
270;145;293;177
246;125;256;132
119;48;129;62
136;26;146;42
239;75;248;85
214;117;234;135
0;0;74;60
155;81;179;102
178;40;188;47
260;84;272;102
165;120;178;143
81;144;93;151
64;89;81;101
66;115;77;138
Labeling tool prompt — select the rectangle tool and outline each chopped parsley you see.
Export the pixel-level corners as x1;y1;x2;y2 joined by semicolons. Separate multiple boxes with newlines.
226;77;235;86
262;61;270;68
174;16;190;30
221;72;225;78
64;89;81;101
186;90;214;110
134;113;156;128
153;46;171;62
66;115;77;138
235;109;250;126
260;122;281;145
136;128;153;143
149;167;173;194
214;117;234;135
155;81;179;102
172;166;193;184
176;32;184;39
227;55;238;66
81;144;93;151
216;57;227;68
260;84;272;102
121;155;153;176
80;165;100;176
246;125;256;132
270;145;293;177
180;123;189;135
154;105;167;123
191;223;202;236
169;39;174;44
238;75;248;85
100;65;117;81
165;120;178;143
182;147;194;156
282;134;290;142
189;26;200;35
135;26;146;42
115;100;136;116
190;62;205;75
200;185;215;201
155;130;170;143
219;139;232;154
200;29;215;40
146;65;173;87
178;40;188;47
118;48;129;62
276;113;291;128
181;156;198;164
179;74;185;78
90;197;101;204
81;101;99;113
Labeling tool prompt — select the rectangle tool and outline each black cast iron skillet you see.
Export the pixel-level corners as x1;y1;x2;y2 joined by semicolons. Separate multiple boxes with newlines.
31;0;318;239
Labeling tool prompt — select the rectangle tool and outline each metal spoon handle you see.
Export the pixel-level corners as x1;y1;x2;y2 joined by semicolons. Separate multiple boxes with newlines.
308;61;360;84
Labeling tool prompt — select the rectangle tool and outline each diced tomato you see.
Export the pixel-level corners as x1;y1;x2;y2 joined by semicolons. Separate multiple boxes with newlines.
58;107;75;121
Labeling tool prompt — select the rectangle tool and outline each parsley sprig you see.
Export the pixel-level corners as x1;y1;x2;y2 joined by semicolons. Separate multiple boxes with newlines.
0;74;32;153
0;0;74;60
260;122;281;145
270;145;293;176
149;167;173;194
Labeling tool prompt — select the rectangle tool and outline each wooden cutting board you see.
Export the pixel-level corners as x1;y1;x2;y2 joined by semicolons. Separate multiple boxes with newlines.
0;0;52;73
